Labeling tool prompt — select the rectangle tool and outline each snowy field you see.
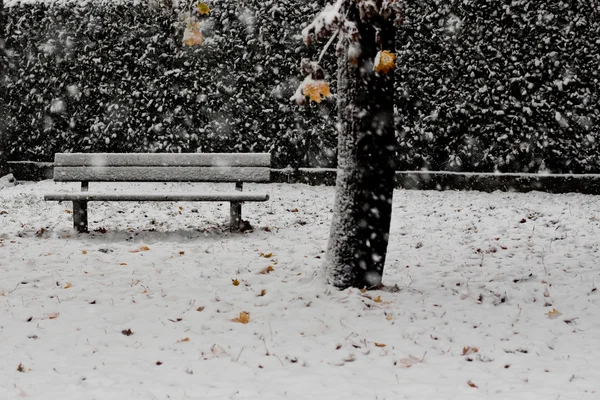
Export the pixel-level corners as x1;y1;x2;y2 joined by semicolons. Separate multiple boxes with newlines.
1;179;599;400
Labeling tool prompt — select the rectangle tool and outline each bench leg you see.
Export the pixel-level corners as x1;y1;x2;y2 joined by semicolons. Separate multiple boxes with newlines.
73;200;89;233
230;202;242;231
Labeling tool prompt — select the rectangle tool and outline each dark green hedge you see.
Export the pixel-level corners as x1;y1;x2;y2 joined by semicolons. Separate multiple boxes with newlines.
2;0;599;172
1;0;337;169
395;0;600;173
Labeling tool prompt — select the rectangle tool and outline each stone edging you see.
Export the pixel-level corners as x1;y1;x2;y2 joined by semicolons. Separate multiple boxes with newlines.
8;162;600;194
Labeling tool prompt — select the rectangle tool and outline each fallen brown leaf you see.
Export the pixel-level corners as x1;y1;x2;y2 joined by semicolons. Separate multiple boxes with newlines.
547;308;561;319
258;266;275;274
129;245;150;253
232;311;250;324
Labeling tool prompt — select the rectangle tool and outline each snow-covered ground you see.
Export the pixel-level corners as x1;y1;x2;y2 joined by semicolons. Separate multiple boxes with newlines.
1;180;599;399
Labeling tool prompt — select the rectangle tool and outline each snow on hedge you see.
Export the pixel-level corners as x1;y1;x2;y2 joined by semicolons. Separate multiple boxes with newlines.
1;0;599;172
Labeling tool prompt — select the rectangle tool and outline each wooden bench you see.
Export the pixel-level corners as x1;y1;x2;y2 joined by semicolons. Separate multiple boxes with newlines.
44;153;270;233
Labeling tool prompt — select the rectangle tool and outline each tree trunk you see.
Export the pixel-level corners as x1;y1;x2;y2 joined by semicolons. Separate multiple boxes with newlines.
0;3;9;177
325;4;397;289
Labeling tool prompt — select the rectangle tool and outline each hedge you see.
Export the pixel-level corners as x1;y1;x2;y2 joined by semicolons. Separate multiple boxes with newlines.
1;0;599;172
2;0;338;169
395;0;600;173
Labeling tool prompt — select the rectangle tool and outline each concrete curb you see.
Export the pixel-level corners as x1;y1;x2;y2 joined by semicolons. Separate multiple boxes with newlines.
8;161;600;194
272;168;600;194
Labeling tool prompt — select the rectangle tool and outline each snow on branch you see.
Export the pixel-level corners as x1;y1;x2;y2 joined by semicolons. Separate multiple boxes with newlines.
302;0;403;47
302;0;345;46
294;0;403;105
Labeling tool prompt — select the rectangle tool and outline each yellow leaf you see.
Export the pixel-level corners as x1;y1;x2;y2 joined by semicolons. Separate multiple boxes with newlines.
547;308;561;319
386;314;394;321
120;262;127;266
177;337;190;343
260;252;273;258
302;81;331;103
374;50;396;74
258;266;275;274
232;311;250;324
197;2;210;15
139;246;150;251
373;295;382;303
259;289;267;296
183;25;204;47
64;282;72;289
82;250;87;254
374;342;386;347
48;312;59;319
232;279;240;286
65;210;72;214
360;288;368;293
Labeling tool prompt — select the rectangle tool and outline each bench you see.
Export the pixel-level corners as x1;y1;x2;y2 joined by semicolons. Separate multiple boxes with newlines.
44;153;270;233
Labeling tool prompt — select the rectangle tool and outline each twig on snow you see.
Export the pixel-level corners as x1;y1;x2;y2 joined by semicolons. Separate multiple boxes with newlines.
233;347;245;363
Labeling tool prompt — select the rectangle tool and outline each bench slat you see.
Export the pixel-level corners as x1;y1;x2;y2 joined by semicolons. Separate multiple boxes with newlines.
44;192;269;202
53;166;270;182
55;153;270;167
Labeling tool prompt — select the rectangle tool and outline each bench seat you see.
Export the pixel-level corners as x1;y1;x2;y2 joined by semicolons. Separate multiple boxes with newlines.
44;192;269;202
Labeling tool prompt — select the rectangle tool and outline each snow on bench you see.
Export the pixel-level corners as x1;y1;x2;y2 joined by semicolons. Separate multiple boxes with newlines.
44;153;271;233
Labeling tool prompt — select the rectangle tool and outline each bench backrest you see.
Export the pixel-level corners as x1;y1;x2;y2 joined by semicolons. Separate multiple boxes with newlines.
53;153;271;183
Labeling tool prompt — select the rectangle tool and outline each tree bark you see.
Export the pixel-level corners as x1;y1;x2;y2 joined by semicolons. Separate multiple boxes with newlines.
0;3;9;177
325;4;397;289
